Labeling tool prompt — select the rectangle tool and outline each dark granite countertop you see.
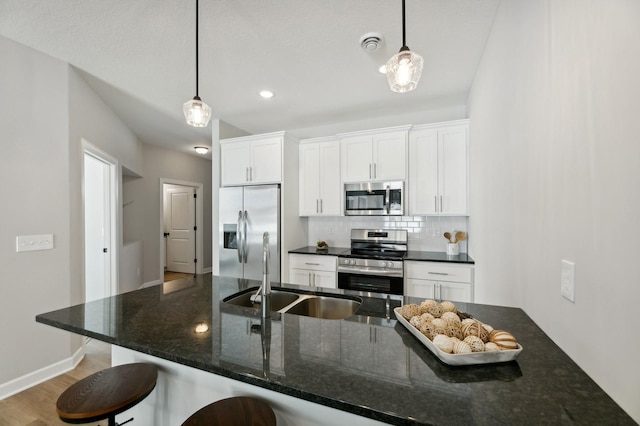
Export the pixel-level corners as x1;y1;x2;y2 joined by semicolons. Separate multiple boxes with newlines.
36;275;632;425
289;246;475;265
288;245;350;256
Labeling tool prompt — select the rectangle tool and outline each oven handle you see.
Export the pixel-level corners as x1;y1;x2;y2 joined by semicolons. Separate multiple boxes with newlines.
338;266;403;277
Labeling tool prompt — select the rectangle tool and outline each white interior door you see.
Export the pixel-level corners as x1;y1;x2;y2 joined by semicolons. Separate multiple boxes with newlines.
84;152;113;302
164;184;195;274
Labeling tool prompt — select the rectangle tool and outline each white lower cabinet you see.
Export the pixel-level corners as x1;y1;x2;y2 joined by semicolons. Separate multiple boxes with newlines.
288;254;337;288
405;261;474;302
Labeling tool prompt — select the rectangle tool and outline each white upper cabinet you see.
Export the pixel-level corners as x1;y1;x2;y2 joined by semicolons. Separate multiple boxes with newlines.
340;127;409;183
299;138;341;216
409;121;469;215
221;134;283;186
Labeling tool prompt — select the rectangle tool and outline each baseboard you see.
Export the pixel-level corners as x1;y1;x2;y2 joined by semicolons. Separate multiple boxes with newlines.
0;345;85;400
202;267;212;274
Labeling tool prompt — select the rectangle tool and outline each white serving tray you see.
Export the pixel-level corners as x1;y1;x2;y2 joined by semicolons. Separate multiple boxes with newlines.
394;307;523;366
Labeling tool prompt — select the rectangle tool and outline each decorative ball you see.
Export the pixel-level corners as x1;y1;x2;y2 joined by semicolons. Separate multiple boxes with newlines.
440;300;457;313
453;340;472;354
419;299;438;314
482;323;494;333
463;335;485;352
419;322;435;340
462;320;490;342
431;318;447;335
433;334;454;354
400;304;421;320
461;318;476;327
420;312;435;324
489;330;519;350
445;324;463;340
441;311;461;325
409;315;424;329
484;342;500;352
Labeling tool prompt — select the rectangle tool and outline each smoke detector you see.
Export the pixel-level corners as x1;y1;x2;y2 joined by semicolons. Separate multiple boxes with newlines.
360;32;384;52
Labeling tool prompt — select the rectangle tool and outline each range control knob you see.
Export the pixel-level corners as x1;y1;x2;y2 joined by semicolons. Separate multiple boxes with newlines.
382;261;388;268
388;261;394;268
352;259;357;266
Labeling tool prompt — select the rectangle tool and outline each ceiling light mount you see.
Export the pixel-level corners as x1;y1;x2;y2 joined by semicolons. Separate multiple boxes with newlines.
183;0;212;127
194;146;209;155
386;0;423;93
360;32;383;52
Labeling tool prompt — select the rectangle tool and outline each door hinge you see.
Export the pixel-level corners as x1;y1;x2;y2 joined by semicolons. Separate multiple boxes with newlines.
193;193;197;199
194;258;198;263
103;248;108;253
193;226;197;231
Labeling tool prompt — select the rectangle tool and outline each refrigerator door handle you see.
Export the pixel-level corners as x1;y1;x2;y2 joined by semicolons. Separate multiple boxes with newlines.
237;211;243;263
242;210;248;263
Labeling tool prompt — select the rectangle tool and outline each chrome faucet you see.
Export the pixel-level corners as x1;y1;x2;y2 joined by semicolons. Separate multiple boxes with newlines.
250;232;271;305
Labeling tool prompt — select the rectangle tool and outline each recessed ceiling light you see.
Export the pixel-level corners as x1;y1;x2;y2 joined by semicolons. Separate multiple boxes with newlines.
259;90;274;99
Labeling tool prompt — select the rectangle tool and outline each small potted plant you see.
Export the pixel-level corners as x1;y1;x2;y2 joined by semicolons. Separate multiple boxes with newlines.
316;240;329;252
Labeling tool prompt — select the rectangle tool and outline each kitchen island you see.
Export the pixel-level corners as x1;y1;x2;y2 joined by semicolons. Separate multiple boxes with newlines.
36;274;633;425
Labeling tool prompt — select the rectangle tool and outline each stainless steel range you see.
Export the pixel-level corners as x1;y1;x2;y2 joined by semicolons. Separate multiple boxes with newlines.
337;229;407;296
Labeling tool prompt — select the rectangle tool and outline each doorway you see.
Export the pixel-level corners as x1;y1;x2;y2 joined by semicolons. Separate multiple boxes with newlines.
160;179;204;281
83;142;118;302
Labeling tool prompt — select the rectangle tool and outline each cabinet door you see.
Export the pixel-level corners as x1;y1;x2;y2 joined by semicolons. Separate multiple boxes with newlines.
341;135;373;182
439;126;468;215
318;141;341;215
438;281;472;303
251;137;282;184
406;278;437;299
221;141;251;186
299;144;321;215
289;268;312;286
372;131;407;181
312;270;337;289
408;129;439;215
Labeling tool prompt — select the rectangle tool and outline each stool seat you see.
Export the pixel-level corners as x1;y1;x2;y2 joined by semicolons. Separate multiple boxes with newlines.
56;362;158;425
182;396;276;426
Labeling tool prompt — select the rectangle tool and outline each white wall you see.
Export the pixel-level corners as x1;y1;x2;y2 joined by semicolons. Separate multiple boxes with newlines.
124;143;212;284
0;36;73;388
468;1;640;421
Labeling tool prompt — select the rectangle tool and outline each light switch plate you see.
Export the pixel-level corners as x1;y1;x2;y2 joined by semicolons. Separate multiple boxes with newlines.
561;259;575;302
16;234;54;252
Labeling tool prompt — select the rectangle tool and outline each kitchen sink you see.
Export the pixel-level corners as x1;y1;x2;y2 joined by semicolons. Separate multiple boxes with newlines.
222;287;362;320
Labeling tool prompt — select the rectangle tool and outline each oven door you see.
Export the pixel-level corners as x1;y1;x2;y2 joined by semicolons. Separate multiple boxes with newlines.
338;269;404;296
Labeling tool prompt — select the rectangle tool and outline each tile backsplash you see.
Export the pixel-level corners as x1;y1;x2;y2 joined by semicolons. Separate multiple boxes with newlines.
307;216;469;253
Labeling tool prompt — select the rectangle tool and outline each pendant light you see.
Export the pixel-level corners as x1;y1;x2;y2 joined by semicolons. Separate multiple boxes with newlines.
183;0;212;127
386;0;424;93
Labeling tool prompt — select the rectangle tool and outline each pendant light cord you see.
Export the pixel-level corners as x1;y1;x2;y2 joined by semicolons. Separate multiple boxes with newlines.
195;0;200;97
401;0;406;49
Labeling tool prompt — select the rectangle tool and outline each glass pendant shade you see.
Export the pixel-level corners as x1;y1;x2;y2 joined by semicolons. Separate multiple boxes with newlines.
386;48;424;93
183;96;212;127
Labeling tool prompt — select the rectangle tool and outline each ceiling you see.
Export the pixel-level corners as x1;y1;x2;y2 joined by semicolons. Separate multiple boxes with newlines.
0;0;500;158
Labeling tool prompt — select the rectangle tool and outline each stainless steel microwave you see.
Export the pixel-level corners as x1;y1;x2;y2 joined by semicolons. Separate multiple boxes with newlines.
344;181;404;216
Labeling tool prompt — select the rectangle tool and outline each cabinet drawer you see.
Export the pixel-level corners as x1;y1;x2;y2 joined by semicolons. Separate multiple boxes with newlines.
289;254;337;272
405;261;473;284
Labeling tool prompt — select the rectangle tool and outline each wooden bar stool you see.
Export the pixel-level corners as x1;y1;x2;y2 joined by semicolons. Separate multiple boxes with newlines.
56;363;158;426
182;396;276;426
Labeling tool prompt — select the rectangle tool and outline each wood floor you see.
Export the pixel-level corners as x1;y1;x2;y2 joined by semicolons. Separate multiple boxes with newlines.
164;270;193;283
0;340;111;426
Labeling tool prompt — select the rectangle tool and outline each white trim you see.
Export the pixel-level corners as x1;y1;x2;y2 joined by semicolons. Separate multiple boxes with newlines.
0;346;85;400
82;139;120;297
202;267;212;274
159;178;204;280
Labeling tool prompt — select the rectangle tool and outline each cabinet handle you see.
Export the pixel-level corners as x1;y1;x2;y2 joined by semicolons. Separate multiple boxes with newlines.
316;199;319;213
369;327;373;342
320;199;323;213
305;262;320;266
308;272;312;286
428;272;449;275
250;167;253;181
434;196;437;212
246;167;249;182
312;273;316;287
373;327;377;343
440;195;443;212
374;163;377;179
369;164;372;179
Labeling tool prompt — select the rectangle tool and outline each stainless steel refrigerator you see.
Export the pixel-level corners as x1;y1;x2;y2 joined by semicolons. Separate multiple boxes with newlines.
219;184;280;282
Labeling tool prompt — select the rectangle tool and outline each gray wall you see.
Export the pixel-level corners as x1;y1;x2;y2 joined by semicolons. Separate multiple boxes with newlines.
468;1;640;421
123;143;212;284
0;35;73;385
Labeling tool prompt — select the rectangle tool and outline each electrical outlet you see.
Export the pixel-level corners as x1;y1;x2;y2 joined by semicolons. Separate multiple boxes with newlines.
561;260;575;302
16;234;54;252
